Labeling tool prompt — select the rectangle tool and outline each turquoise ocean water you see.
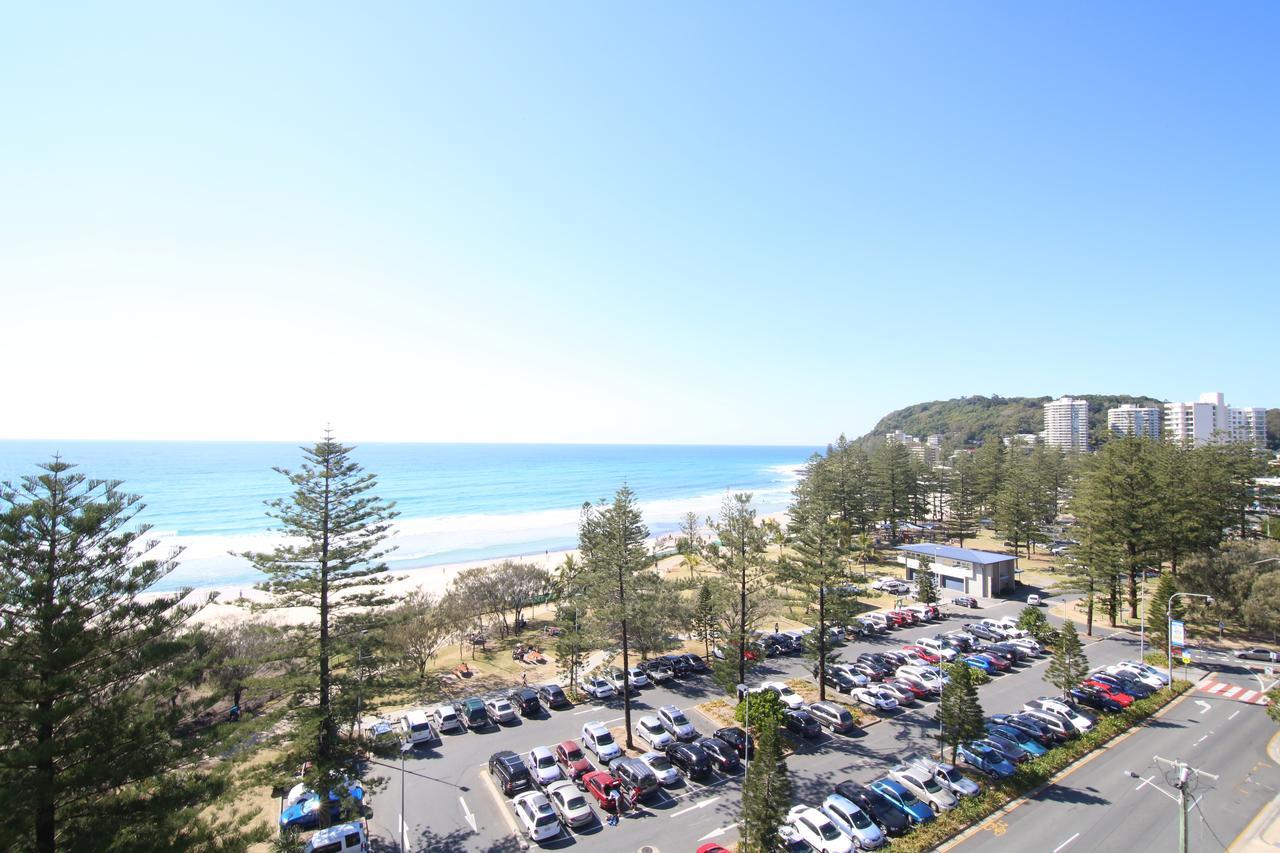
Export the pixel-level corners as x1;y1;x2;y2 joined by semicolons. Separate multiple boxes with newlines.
0;442;815;591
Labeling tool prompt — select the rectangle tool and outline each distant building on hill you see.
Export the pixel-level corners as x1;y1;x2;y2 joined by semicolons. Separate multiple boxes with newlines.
1002;433;1039;449
885;429;941;464
1107;404;1162;439
1165;392;1266;448
895;543;1017;597
1043;396;1090;452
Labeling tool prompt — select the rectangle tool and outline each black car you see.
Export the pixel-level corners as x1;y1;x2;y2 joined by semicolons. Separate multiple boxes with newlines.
659;654;693;677
1088;673;1154;700
508;687;541;717
822;669;861;693
851;661;888;681
1070;685;1126;714
667;742;712;780
989;642;1030;662
953;595;979;608
696;737;741;772
834;781;911;837
681;653;710;673
880;650;913;668
537;683;571;710
782;709;821;739
982;644;1020;664
488;750;532;796
713;726;755;759
942;634;977;653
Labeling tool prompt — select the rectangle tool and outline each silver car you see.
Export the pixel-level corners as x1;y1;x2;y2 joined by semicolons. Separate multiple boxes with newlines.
636;715;675;750
546;779;593;828
526;745;563;788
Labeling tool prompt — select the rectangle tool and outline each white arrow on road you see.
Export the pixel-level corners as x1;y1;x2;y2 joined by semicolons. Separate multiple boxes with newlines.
671;796;720;818
1195;700;1212;715
699;821;739;841
460;796;478;832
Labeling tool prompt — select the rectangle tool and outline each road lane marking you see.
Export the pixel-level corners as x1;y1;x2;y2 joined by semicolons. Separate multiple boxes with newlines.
1228;709;1241;720
1053;832;1080;852
1222;686;1241;698
1195;700;1211;714
460;796;477;833
1239;690;1257;703
1135;775;1155;791
1194;735;1208;746
670;795;720;818
1207;682;1227;694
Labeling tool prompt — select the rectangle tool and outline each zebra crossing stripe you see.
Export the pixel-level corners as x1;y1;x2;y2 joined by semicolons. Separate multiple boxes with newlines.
1205;682;1227;694
1222;686;1241;698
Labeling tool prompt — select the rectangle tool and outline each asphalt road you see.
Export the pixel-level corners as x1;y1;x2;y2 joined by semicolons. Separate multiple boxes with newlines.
362;594;1209;852
954;664;1280;853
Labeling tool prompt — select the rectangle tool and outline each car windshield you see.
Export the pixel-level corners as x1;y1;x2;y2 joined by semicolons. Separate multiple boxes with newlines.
410;722;430;732
537;754;555;768
898;786;919;803
671;712;688;726
596;731;614;745
778;685;795;695
817;819;840;840
851;808;872;828
534;812;557;827
647;756;672;771
920;775;941;792
643;720;661;733
564;746;583;761
495;702;511;712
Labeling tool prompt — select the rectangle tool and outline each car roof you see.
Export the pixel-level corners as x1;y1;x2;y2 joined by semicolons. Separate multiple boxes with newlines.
584;721;609;733
530;744;553;756
639;714;661;725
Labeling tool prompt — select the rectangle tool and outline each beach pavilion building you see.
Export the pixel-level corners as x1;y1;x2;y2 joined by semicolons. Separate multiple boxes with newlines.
895;543;1018;598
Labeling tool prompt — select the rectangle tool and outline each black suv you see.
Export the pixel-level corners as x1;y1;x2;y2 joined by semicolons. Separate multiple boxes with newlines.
834;781;911;837
680;653;709;673
455;697;489;730
658;654;692;677
488;750;532;796
696;737;741;773
508;687;541;717
713;726;754;759
822;669;860;693
667;742;712;780
783;709;821;739
537;683;571;710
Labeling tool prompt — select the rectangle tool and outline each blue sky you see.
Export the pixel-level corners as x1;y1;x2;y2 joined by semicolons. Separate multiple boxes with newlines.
2;3;1276;444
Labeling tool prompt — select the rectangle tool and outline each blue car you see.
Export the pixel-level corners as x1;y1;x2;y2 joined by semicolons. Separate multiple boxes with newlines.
986;724;1048;757
963;655;994;673
279;782;365;831
870;778;935;825
958;742;1016;779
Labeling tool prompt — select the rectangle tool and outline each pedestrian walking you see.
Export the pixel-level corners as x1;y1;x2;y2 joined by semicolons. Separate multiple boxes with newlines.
607;788;620;825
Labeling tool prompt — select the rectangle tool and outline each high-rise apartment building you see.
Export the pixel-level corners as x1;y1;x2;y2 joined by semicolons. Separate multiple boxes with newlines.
1107;404;1162;439
1164;392;1266;448
1043;396;1090;452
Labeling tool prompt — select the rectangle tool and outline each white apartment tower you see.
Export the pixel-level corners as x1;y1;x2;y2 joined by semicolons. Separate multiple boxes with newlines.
1107;404;1162;439
1043;396;1090;452
1165;392;1266;448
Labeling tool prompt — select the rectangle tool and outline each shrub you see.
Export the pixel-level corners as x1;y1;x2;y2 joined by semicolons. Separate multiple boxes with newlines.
944;661;991;686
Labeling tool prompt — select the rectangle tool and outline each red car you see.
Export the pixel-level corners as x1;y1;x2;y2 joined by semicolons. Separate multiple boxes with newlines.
554;740;591;780
892;609;919;626
977;652;1011;671
885;611;910;628
582;770;622;811
697;846;732;853
1082;680;1135;707
902;645;941;664
886;676;928;699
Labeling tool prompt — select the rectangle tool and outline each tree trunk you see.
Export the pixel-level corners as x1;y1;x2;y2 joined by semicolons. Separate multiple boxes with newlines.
619;553;634;751
817;585;828;702
36;515;58;853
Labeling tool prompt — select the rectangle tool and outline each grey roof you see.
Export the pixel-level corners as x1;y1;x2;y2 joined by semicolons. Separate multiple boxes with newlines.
895;543;1016;566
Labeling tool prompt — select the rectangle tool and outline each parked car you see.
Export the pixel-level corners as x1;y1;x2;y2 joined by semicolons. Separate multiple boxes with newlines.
833;782;911;837
851;686;899;712
582;676;617;701
525;746;564;788
279;782;365;831
432;703;463;733
822;668;865;693
786;805;855;853
681;653;710;673
1070;684;1130;713
808;701;858;734
484;697;518;725
963;655;996;674
989;713;1060;746
977;734;1029;764
512;791;560;842
964;623;1004;642
885;677;928;700
820;793;886;849
1023;698;1095;733
658;704;699;741
869;778;935;825
638;750;680;786
554;740;592;780
455;697;490;730
908;755;982;798
1018;709;1076;741
398;710;436;747
697;737;741;773
546;779;594;828
639;659;675;683
762;681;806;711
610;756;660;799
1235;647;1278;662
895;673;941;697
1008;637;1044;656
890;764;958;812
581;770;622;810
658;654;693;677
632;714;673;750
625;666;651;689
667;742;713;780
902;645;942;664
783;709;822;739
489;751;533;796
876;681;918;706
986;723;1048;757
1027;594;1043;606
538;683;572;710
952;595;979;608
975;652;1012;672
916;637;959;662
508;687;541;717
957;742;1015;778
302;822;367;853
1087;672;1154;700
581;721;622;763
714;726;755;758
897;664;948;690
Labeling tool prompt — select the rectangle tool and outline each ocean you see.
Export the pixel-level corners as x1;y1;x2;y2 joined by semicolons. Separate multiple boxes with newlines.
0;441;816;591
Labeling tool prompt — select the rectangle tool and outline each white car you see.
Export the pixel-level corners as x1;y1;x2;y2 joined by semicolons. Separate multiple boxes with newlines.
891;764;958;812
916;637;958;662
1027;594;1043;606
820;793;885;849
877;681;918;705
657;704;698;741
897;665;948;690
431;704;463;734
512;791;561;842
602;668;629;693
545;779;593;828
638;750;680;786
626;667;651;689
582;721;622;763
762;681;806;711
1117;660;1171;685
398;710;435;746
636;715;675;750
1008;637;1043;655
526;746;564;788
484;697;518;724
1024;698;1094;733
851;686;898;712
787;804;854;853
583;676;616;700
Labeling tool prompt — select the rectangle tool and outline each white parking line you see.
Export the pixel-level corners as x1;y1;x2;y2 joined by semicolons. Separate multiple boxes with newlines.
1053;832;1080;853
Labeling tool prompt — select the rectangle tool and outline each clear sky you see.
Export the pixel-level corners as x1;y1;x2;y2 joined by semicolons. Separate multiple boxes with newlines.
2;3;1276;445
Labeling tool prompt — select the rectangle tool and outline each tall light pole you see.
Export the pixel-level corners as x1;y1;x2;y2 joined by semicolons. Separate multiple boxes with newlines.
1138;570;1148;659
1167;593;1214;687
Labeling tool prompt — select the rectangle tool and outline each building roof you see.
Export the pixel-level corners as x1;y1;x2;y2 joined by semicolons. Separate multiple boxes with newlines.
895;543;1015;566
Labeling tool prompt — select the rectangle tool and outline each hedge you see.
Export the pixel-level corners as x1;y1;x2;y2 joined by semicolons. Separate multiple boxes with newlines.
887;680;1193;852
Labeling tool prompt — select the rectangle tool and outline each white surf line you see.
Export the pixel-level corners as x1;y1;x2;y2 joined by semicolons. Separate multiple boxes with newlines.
1053;832;1080;853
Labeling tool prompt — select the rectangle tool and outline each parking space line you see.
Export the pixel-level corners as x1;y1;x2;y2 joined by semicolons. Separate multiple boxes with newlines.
1135;775;1155;791
1053;831;1080;852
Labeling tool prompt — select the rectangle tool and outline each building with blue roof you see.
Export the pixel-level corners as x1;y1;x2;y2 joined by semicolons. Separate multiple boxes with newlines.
895;543;1017;598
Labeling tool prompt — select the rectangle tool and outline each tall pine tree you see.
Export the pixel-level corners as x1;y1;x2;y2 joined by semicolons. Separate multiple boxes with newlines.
739;725;791;853
707;493;769;687
938;663;985;763
1045;620;1090;698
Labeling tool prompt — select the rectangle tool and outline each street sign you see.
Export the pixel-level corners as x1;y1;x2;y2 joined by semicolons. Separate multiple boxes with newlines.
1181;650;1192;664
1170;619;1185;646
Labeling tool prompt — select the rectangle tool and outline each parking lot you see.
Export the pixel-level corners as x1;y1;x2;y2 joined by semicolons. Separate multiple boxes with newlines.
364;592;1146;852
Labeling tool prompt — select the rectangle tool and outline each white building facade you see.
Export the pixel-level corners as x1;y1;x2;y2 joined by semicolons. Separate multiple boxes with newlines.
1043;396;1090;452
1165;392;1266;448
1107;404;1162;439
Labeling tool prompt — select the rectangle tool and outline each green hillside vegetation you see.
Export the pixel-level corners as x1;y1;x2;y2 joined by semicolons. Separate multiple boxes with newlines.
1267;408;1280;450
862;394;1167;448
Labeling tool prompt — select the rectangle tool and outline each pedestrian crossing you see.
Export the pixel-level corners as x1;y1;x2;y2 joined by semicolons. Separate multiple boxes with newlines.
1198;680;1271;704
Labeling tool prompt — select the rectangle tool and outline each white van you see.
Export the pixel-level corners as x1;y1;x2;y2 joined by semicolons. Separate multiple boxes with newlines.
399;709;437;745
432;704;463;734
303;821;369;853
863;613;889;630
916;637;958;662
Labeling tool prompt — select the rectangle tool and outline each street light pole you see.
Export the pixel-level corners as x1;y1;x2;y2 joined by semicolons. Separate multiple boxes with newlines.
1166;593;1214;688
1138;571;1147;659
400;741;410;853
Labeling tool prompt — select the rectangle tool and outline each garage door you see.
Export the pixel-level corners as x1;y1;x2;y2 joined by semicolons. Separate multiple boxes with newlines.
943;576;966;592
